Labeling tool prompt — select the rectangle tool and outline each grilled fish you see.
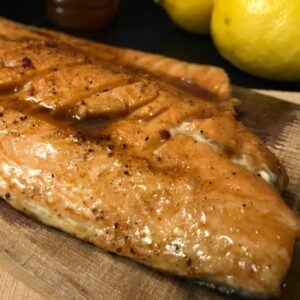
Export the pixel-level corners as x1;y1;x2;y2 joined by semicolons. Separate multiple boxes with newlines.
0;18;299;298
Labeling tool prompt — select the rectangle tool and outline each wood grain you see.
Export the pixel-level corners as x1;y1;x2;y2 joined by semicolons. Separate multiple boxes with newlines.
0;269;42;300
254;90;300;105
0;89;299;300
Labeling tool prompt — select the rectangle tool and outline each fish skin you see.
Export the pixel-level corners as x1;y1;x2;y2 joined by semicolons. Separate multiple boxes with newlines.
0;18;299;297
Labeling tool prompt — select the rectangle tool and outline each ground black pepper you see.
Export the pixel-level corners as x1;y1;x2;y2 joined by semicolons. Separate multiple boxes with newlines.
21;57;34;68
186;257;192;266
159;130;171;141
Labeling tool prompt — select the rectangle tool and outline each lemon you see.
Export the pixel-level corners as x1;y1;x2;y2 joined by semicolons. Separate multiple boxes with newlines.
211;0;300;81
157;0;214;34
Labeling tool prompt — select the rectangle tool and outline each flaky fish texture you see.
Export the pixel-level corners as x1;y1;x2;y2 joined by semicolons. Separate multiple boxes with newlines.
0;18;299;298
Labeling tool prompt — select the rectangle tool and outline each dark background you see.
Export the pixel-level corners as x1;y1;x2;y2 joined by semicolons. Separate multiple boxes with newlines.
1;0;299;91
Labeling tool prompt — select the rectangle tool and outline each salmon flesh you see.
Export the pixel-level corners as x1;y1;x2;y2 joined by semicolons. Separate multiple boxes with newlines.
0;18;299;298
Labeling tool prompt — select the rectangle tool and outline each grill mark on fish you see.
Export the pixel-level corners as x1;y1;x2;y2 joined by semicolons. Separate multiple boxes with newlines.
0;61;88;96
133;106;170;122
75;81;159;120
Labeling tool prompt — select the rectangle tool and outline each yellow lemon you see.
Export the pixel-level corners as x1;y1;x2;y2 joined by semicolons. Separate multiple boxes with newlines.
211;0;300;81
157;0;214;34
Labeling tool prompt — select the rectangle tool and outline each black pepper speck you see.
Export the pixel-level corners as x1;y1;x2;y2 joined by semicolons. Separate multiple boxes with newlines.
159;130;171;141
21;57;34;69
186;257;192;266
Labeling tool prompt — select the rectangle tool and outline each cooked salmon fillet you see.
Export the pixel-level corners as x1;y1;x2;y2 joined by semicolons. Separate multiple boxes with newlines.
0;18;299;297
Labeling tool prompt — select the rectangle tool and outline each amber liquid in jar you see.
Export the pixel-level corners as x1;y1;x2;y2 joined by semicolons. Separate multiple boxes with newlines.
45;0;119;30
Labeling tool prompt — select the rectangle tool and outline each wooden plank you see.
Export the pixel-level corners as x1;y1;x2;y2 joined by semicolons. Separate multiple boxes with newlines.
0;269;42;300
233;86;300;105
0;89;299;300
254;90;300;105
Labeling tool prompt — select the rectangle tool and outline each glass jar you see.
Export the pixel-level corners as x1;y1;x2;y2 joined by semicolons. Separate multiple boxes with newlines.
45;0;119;30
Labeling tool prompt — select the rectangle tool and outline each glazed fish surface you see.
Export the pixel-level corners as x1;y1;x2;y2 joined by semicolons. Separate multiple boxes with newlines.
0;18;299;298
